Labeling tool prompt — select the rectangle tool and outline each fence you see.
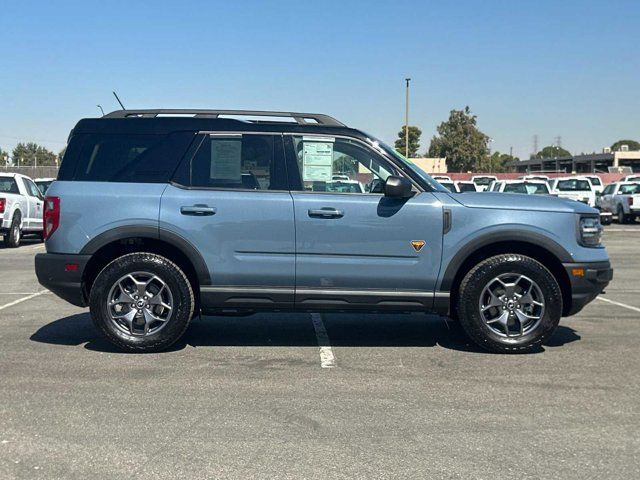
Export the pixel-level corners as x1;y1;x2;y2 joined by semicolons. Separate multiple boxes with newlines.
1;166;59;179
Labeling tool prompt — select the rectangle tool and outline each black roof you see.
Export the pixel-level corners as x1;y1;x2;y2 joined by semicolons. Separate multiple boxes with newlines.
73;109;360;138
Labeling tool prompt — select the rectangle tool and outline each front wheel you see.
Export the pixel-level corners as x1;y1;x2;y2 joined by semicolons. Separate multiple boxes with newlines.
89;253;195;352
456;254;562;353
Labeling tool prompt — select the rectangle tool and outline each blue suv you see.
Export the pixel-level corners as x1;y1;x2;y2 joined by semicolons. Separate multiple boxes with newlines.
35;109;612;353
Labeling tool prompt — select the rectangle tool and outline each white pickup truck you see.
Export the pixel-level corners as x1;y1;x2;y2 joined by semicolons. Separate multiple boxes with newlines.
0;173;44;247
549;176;597;207
598;181;640;224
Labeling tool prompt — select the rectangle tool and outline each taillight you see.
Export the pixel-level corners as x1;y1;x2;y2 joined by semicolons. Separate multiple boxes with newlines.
629;197;634;206
0;198;5;214
43;196;60;240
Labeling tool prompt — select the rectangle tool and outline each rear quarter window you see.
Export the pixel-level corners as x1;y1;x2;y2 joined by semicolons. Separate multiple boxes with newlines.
0;178;20;194
58;132;195;183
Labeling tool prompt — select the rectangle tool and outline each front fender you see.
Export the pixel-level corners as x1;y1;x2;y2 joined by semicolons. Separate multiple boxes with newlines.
438;226;573;292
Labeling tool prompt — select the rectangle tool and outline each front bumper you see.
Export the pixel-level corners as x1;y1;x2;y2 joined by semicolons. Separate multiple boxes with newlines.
35;253;91;307
563;260;613;316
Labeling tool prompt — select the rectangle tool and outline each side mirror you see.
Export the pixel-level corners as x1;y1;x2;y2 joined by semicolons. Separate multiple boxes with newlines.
384;176;413;198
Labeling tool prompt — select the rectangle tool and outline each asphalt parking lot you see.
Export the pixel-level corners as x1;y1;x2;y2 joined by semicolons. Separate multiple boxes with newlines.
1;227;639;479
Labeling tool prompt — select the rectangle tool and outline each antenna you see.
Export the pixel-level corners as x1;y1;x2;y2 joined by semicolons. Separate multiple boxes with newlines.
112;91;126;110
532;135;539;155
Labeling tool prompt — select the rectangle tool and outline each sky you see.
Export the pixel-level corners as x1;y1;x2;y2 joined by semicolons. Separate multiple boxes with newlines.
1;0;639;160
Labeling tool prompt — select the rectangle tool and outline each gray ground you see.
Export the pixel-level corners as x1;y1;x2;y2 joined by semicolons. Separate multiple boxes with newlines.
0;227;639;479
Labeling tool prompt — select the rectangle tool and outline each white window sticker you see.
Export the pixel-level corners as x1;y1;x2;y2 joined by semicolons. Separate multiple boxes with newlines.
303;142;333;182
211;139;242;180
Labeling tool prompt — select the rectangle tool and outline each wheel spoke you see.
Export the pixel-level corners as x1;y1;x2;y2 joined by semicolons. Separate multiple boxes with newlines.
482;290;503;312
113;309;137;334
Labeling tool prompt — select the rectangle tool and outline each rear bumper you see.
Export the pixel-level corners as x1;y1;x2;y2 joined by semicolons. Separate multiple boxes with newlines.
563;260;613;316
35;253;91;307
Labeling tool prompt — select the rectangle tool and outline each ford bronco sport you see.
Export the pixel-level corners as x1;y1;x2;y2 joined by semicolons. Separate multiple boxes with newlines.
35;109;612;353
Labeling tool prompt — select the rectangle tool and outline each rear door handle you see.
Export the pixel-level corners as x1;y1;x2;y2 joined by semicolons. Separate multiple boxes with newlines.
180;205;217;216
308;207;344;219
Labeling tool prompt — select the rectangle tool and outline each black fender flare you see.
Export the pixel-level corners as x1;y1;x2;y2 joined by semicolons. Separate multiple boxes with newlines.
79;225;211;285
439;229;573;292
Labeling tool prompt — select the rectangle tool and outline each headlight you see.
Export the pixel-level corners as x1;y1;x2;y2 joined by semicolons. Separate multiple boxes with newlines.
579;216;603;247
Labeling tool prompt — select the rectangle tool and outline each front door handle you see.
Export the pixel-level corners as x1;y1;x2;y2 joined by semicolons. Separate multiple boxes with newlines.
308;207;344;219
181;205;217;216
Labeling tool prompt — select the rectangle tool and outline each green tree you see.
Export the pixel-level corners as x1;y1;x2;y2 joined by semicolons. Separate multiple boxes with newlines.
488;151;519;173
0;147;8;166
533;145;571;159
394;126;422;158
11;142;57;167
58;147;67;163
611;139;640;151
428;106;489;172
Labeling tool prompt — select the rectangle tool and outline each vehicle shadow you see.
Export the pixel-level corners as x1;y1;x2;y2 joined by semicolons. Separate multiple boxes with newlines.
29;312;581;355
0;237;42;250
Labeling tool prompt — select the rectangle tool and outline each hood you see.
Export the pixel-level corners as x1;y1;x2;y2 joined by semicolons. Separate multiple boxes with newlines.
449;192;597;214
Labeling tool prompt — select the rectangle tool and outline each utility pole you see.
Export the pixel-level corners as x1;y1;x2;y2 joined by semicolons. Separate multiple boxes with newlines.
405;78;411;159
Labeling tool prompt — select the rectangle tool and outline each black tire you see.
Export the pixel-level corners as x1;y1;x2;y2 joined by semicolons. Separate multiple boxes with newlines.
4;212;21;248
456;254;562;353
89;253;195;353
617;205;628;224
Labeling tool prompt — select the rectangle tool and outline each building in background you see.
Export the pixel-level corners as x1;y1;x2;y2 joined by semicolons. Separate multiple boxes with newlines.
409;157;447;174
508;150;640;174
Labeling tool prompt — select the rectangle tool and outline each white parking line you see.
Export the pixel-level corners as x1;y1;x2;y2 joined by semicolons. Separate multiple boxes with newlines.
310;313;336;368
0;290;48;312
597;296;640;313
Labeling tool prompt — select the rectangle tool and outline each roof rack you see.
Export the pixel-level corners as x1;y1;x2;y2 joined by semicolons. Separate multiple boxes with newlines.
103;109;346;126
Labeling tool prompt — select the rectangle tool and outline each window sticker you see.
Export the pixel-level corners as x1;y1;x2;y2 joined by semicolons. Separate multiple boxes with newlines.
302;141;333;182
211;139;242;180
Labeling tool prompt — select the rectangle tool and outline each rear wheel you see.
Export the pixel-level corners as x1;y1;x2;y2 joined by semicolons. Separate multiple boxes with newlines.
89;253;195;352
617;205;629;224
456;254;562;353
4;213;21;248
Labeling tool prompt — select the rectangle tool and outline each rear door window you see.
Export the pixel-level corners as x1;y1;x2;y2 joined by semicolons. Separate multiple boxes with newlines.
175;134;287;190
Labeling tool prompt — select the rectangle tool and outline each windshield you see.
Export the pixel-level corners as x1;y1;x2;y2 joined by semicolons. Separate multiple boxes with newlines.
503;182;550;194
620;183;640;195
35;180;53;193
0;178;19;194
439;182;457;193
556;179;591;191
587;177;602;186
372;138;448;192
457;183;476;192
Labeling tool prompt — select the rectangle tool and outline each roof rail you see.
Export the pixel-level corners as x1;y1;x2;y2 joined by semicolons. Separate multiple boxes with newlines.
103;109;346;126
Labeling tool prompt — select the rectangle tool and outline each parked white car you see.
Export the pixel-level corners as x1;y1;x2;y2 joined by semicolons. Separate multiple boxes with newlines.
438;180;459;193
491;180;551;195
520;174;551;184
34;177;56;194
620;174;640;183
583;175;604;195
433;175;452;182
549;177;596;207
598;182;640;224
454;181;477;192
471;175;498;192
0;173;44;247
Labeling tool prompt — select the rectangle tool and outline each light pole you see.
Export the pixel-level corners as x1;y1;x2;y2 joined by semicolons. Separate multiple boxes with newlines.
488;138;494;173
97;104;105;116
405;78;411;159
